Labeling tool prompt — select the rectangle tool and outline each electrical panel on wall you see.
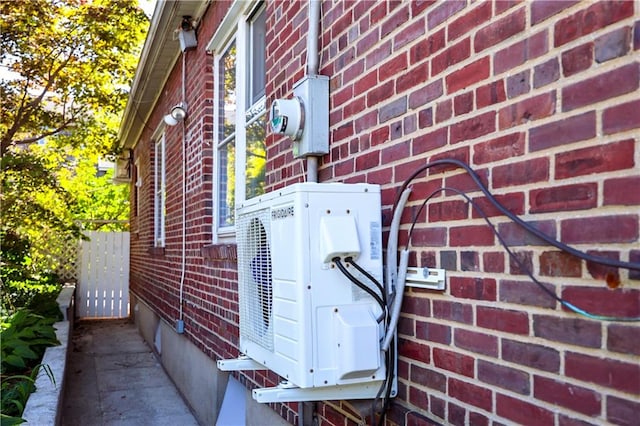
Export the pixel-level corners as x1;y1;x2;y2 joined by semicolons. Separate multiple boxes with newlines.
270;75;329;158
218;183;396;403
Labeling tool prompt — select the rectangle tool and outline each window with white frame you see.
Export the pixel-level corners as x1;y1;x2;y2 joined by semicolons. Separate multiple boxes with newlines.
154;133;166;247
213;2;267;236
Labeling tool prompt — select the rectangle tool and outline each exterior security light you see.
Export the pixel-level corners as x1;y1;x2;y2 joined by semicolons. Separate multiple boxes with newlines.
171;104;187;121
164;103;187;126
164;114;178;126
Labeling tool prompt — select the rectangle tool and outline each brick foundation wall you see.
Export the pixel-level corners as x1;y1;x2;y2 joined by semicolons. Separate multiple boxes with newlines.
129;1;639;425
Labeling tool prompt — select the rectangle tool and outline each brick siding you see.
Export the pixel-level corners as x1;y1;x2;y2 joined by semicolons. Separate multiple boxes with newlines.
129;1;639;425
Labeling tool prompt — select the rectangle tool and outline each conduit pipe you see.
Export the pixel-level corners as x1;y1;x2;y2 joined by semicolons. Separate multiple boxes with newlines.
306;157;318;183
305;0;321;183
299;4;322;423
382;249;409;351
383;187;411;350
306;0;321;75
178;51;187;331
386;187;412;296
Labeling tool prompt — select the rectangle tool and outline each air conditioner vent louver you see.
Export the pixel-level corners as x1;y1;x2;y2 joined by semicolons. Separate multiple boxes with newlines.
237;210;274;351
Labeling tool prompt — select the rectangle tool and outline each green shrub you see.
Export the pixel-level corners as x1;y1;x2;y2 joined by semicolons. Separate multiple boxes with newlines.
0;277;62;319
1;309;59;374
0;229;63;319
0;235;64;422
1;364;55;423
0;231;31;285
0;310;59;422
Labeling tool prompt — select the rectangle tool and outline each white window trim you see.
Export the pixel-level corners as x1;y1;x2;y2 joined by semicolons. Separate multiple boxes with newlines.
206;0;253;53
213;39;237;239
134;157;142;217
210;0;263;242
154;132;166;247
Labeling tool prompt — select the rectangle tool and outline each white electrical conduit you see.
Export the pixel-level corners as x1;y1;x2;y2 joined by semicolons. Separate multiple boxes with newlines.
306;0;321;75
306;156;318;183
305;0;321;183
382;249;409;351
178;52;187;325
299;3;321;421
382;187;411;351
385;187;412;296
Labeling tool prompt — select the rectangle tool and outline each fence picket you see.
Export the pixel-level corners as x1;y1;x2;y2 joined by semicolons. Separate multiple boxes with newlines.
77;231;130;318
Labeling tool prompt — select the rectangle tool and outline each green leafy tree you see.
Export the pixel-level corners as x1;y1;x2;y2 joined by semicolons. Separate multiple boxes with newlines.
57;145;130;231
1;0;148;155
0;0;147;281
0;149;78;279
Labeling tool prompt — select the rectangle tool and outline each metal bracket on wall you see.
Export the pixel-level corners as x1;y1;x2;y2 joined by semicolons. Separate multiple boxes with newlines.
217;356;266;371
252;380;388;403
404;267;446;290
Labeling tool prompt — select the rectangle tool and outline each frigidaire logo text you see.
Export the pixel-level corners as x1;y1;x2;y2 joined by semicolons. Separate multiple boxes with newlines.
271;206;294;220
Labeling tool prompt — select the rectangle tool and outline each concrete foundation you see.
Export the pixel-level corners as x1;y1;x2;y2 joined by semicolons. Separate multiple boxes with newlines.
131;293;289;426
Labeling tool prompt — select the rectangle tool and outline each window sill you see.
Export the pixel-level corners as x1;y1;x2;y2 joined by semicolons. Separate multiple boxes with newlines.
202;243;237;267
148;246;165;256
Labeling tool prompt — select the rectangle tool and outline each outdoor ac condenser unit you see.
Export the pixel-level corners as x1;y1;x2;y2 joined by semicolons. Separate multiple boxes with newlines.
218;182;393;403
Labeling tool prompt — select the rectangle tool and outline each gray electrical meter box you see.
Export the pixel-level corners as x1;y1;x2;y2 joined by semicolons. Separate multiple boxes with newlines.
270;75;329;158
293;75;329;157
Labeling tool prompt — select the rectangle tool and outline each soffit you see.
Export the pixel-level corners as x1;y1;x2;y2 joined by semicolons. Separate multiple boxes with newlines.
117;0;207;150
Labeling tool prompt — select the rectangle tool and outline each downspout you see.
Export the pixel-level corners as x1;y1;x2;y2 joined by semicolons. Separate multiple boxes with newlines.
305;0;321;183
178;51;187;333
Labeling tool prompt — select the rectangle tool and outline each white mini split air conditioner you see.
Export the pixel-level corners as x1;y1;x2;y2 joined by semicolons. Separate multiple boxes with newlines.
218;182;395;403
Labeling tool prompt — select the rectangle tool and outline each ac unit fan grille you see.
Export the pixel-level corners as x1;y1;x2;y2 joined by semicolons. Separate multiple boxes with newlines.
237;209;274;351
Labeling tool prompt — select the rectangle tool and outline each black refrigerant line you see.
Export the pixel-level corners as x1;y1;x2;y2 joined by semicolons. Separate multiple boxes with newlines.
394;158;640;272
345;257;386;304
332;256;394;426
396;160;640;322
338;158;638;426
333;257;386;315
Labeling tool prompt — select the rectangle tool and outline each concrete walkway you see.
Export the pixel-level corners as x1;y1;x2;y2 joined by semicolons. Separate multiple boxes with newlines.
60;319;200;426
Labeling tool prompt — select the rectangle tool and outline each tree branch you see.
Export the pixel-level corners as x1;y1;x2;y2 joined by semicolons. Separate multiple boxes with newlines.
1;50;78;155
12;120;74;145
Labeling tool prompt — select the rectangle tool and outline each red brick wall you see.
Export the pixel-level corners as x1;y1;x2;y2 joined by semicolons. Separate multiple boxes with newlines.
130;1;639;425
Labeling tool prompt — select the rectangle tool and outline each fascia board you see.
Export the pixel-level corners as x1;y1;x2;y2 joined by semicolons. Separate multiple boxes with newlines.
118;0;208;151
